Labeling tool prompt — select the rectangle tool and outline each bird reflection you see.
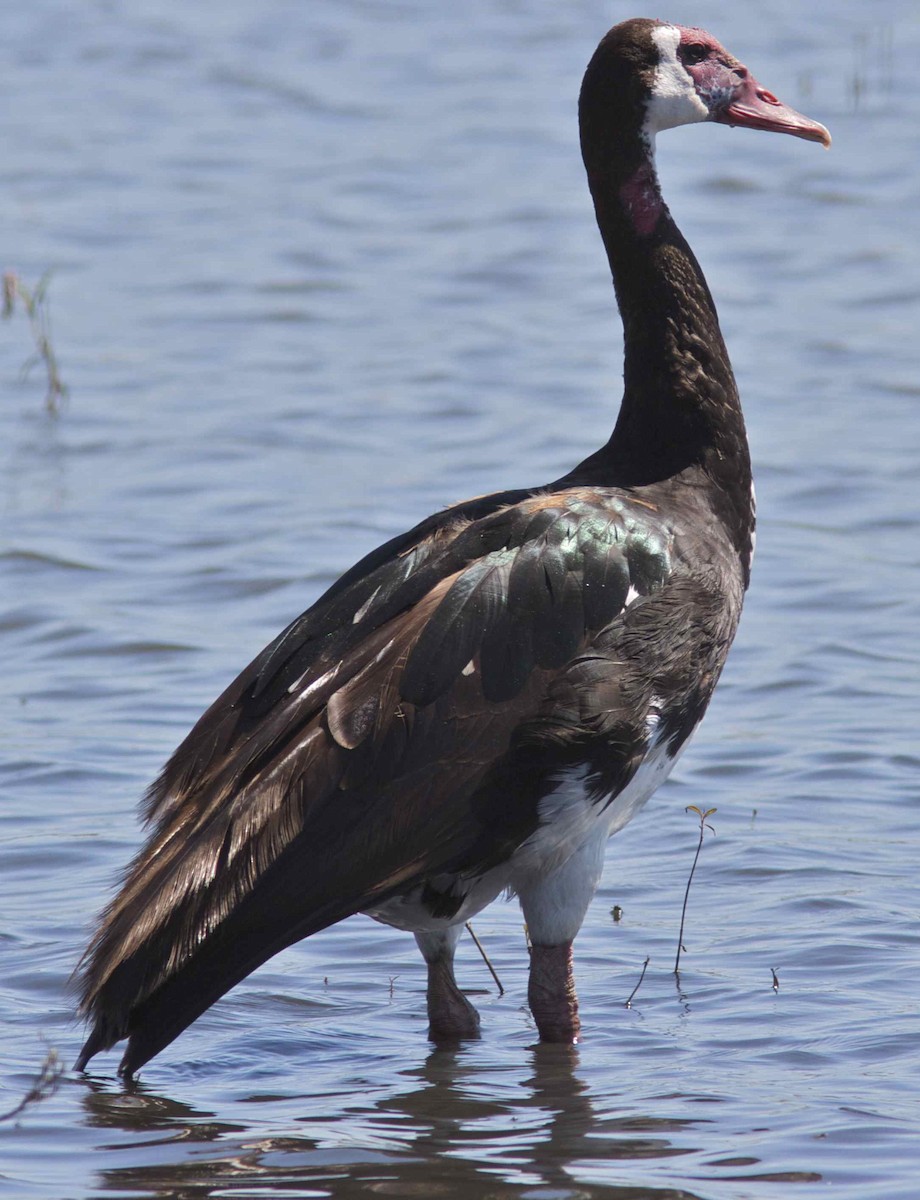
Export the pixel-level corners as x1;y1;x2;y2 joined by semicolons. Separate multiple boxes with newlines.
82;1043;710;1199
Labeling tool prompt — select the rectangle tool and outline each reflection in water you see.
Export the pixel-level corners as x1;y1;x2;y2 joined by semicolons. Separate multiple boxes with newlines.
83;1046;720;1198
81;1075;241;1145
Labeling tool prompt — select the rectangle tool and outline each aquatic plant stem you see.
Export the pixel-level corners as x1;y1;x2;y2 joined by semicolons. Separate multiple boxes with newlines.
674;806;716;975
466;921;504;995
2;270;68;414
625;956;650;1007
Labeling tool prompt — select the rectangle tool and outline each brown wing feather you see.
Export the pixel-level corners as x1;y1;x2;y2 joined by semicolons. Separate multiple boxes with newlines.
76;488;656;1073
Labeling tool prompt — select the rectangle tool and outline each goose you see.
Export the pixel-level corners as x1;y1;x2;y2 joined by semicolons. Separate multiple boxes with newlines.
75;17;829;1077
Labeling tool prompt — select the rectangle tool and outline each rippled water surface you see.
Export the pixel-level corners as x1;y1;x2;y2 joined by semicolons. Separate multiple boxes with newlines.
2;1;919;1197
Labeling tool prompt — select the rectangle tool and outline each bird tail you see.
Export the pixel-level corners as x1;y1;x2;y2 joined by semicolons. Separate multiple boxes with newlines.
73;761;427;1077
74;836;413;1077
75;882;350;1076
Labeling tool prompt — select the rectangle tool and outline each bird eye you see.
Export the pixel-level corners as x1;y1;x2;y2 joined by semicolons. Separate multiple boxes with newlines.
680;43;709;66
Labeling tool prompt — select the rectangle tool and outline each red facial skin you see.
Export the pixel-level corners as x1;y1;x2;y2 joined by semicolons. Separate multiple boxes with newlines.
675;25;831;147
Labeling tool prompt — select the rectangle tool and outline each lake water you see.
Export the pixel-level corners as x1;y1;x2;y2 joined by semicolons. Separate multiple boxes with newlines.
2;1;919;1197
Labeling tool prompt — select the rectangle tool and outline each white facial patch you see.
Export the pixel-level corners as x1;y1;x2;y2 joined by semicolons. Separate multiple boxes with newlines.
645;25;709;141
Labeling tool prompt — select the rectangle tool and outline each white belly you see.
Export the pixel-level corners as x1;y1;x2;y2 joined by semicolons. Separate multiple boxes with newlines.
364;727;685;939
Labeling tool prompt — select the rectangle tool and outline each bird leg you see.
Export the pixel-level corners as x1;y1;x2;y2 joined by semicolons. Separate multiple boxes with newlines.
517;828;604;1043
415;928;481;1041
528;941;580;1043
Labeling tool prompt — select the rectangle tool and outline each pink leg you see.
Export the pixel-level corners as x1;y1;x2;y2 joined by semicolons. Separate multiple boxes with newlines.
528;941;580;1043
426;956;481;1041
415;929;480;1042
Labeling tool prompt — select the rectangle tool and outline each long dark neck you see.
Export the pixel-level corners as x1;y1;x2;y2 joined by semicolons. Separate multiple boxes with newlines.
565;47;754;569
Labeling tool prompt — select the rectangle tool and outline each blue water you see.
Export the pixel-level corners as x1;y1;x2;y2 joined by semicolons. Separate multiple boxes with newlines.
2;1;919;1197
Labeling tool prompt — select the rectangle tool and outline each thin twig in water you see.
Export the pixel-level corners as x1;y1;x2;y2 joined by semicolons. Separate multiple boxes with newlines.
2;270;68;414
0;1048;63;1123
674;805;717;976
625;956;650;1008
465;921;504;995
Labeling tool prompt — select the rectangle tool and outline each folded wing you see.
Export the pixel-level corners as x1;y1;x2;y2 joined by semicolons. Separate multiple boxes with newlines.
76;487;664;1075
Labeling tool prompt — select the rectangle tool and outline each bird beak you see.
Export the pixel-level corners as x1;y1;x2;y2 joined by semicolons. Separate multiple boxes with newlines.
713;74;831;147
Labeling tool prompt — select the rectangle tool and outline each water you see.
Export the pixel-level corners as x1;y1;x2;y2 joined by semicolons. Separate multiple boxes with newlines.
2;0;918;1196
